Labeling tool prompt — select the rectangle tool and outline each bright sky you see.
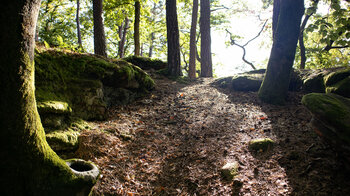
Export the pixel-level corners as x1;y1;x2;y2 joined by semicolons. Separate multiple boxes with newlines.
212;0;272;77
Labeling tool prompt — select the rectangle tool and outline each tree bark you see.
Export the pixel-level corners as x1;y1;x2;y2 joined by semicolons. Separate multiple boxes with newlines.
134;0;141;56
299;13;313;69
189;0;199;79
272;0;281;39
0;0;93;194
200;0;213;77
76;0;82;48
93;0;107;57
149;32;155;57
258;0;304;105
166;0;182;76
118;17;129;58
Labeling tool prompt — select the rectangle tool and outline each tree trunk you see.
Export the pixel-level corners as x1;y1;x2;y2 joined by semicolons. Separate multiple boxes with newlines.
134;0;141;56
299;14;313;69
0;1;94;195
189;0;199;79
166;0;182;76
258;0;304;105
119;17;129;58
93;0;107;57
76;0;82;48
149;32;155;57
200;0;212;77
272;0;281;39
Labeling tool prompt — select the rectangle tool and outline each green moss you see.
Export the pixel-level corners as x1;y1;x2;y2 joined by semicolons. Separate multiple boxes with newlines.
37;101;72;114
325;76;350;98
248;138;275;152
302;93;350;133
303;73;325;93
220;162;239;180
46;130;80;151
324;68;350;86
123;55;167;70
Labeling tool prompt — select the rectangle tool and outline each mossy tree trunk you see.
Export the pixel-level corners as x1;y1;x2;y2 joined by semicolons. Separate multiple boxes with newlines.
258;0;304;105
0;1;89;195
166;0;182;76
134;0;141;56
200;0;213;77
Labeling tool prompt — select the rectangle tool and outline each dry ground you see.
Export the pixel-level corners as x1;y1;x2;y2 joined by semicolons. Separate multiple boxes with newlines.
75;75;350;196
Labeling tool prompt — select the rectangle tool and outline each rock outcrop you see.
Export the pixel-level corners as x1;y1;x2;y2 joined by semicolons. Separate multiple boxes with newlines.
34;47;157;152
302;93;350;152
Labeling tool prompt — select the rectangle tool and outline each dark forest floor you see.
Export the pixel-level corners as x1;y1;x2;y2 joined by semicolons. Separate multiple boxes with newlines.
76;74;350;195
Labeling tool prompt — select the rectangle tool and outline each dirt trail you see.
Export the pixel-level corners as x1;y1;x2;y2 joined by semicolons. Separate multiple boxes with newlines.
76;76;350;195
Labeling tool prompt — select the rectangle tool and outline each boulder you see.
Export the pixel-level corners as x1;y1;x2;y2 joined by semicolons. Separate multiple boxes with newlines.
302;93;350;151
123;55;167;70
37;101;72;129
231;75;263;91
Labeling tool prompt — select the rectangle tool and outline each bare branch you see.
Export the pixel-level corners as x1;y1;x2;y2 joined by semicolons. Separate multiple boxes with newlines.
225;20;268;70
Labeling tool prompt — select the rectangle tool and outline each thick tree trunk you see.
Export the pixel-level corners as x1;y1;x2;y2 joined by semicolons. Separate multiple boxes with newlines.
134;1;141;56
200;0;212;77
76;0;82;48
258;0;304;105
189;0;199;79
272;0;281;39
0;1;94;195
166;0;182;76
93;0;107;57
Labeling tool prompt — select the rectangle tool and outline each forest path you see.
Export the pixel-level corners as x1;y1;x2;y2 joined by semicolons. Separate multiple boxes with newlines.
76;75;350;195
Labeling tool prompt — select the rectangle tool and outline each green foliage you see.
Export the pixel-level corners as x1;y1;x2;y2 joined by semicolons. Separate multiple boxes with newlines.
296;0;350;69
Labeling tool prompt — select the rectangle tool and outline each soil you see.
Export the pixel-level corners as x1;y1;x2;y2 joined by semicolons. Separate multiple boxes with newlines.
75;74;350;196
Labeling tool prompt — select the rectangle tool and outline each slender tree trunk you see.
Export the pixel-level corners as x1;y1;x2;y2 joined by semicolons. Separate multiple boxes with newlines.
258;0;304;105
166;0;182;76
200;0;212;77
189;0;199;79
93;0;107;57
119;17;129;58
0;1;94;194
272;0;281;39
76;0;82;48
134;0;141;56
149;32;155;57
299;14;312;69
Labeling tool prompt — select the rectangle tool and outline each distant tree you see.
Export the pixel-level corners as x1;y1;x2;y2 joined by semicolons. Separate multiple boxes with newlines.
118;16;129;58
166;0;182;76
93;0;107;56
76;0;82;48
0;0;89;194
200;0;213;77
189;0;199;79
134;0;141;56
258;0;304;105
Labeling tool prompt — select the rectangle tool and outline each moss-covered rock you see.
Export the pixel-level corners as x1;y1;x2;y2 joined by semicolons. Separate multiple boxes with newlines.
220;161;239;180
37;101;72;114
248;138;275;152
302;72;326;93
123;55;167;70
231;75;263;91
302;93;350;149
324;68;350;86
35;48;155;121
326;76;350;98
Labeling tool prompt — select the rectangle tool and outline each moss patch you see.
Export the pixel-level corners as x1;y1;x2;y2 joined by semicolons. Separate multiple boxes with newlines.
325;76;350;98
302;93;350;144
220;161;239;181
37;101;72;114
248;138;275;152
324;68;350;86
123;55;167;70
